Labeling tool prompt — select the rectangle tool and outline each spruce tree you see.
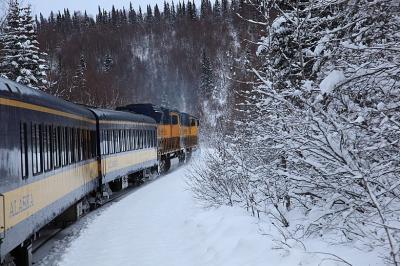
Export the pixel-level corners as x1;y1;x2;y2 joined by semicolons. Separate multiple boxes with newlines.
17;5;48;88
71;54;87;102
200;50;214;100
0;1;48;89
0;0;20;80
154;5;161;23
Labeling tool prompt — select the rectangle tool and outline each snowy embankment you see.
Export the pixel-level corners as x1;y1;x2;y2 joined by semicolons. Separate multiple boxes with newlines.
39;157;381;266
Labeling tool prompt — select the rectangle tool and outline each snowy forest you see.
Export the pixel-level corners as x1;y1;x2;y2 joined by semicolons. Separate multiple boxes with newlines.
1;0;400;265
1;0;263;112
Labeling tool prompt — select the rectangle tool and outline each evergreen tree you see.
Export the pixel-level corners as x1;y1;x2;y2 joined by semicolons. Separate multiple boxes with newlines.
111;6;118;26
146;5;153;22
221;0;229;17
0;1;48;89
71;54;87;102
213;0;221;19
137;6;143;22
171;2;176;21
103;54;113;73
129;3;137;24
0;0;21;79
200;0;212;20
200;50;214;101
154;4;161;23
163;1;171;21
18;5;48;87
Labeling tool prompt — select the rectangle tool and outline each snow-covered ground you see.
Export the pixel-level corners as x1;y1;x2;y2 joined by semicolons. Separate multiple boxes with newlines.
37;158;382;266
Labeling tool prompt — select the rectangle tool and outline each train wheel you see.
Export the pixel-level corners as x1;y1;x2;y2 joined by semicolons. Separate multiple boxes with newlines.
186;150;192;161
178;151;186;164
165;158;171;171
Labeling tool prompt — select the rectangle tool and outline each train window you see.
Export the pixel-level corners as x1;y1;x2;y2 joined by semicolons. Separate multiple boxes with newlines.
155;130;157;147
128;130;131;151
137;130;140;149
43;126;48;171
85;130;89;160
107;130;114;154
123;130;126;152
147;130;151;148
49;126;54;169
126;130;130;151
122;129;128;151
88;130;92;158
72;128;77;163
121;130;125;152
32;124;43;175
20;122;28;178
80;129;83;160
114;130;119;153
149;130;152;148
112;130;116;154
62;127;67;166
113;130;117;153
134;130;137;150
143;130;147;148
66;128;71;165
127;130;131;151
104;130;108;155
77;129;82;161
148;130;151;148
172;116;178;125
138;130;142;149
191;119;196;126
142;130;145;149
87;130;92;159
100;131;104;155
107;130;110;154
92;130;97;158
152;130;155;147
87;130;92;158
43;125;52;172
54;127;60;168
150;130;153;147
70;128;74;164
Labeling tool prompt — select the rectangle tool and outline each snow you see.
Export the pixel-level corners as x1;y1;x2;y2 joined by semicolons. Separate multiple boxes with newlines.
38;155;383;266
319;70;345;95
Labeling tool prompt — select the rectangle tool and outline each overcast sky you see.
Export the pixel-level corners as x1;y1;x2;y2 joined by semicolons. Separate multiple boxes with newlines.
26;0;170;17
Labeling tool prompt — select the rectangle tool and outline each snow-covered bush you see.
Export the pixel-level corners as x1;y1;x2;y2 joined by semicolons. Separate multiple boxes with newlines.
190;0;400;264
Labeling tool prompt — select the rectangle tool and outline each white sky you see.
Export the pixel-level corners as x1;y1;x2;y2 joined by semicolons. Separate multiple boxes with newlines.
26;0;168;17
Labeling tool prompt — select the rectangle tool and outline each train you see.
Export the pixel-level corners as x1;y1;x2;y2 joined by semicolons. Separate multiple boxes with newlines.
0;77;199;266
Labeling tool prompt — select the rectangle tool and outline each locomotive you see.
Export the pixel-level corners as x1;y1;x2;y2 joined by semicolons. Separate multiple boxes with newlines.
0;77;199;265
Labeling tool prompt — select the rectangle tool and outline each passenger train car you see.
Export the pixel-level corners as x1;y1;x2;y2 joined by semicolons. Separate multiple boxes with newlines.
0;77;199;266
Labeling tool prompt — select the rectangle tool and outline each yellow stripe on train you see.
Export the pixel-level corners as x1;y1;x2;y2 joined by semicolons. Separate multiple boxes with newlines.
2;161;98;232
1;149;157;232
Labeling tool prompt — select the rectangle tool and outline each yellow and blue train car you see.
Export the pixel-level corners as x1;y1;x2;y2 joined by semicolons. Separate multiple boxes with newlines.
90;109;158;190
0;78;99;265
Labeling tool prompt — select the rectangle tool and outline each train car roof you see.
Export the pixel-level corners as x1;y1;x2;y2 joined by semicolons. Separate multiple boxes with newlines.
117;103;165;123
0;77;95;121
181;112;199;120
90;108;156;124
117;103;194;124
